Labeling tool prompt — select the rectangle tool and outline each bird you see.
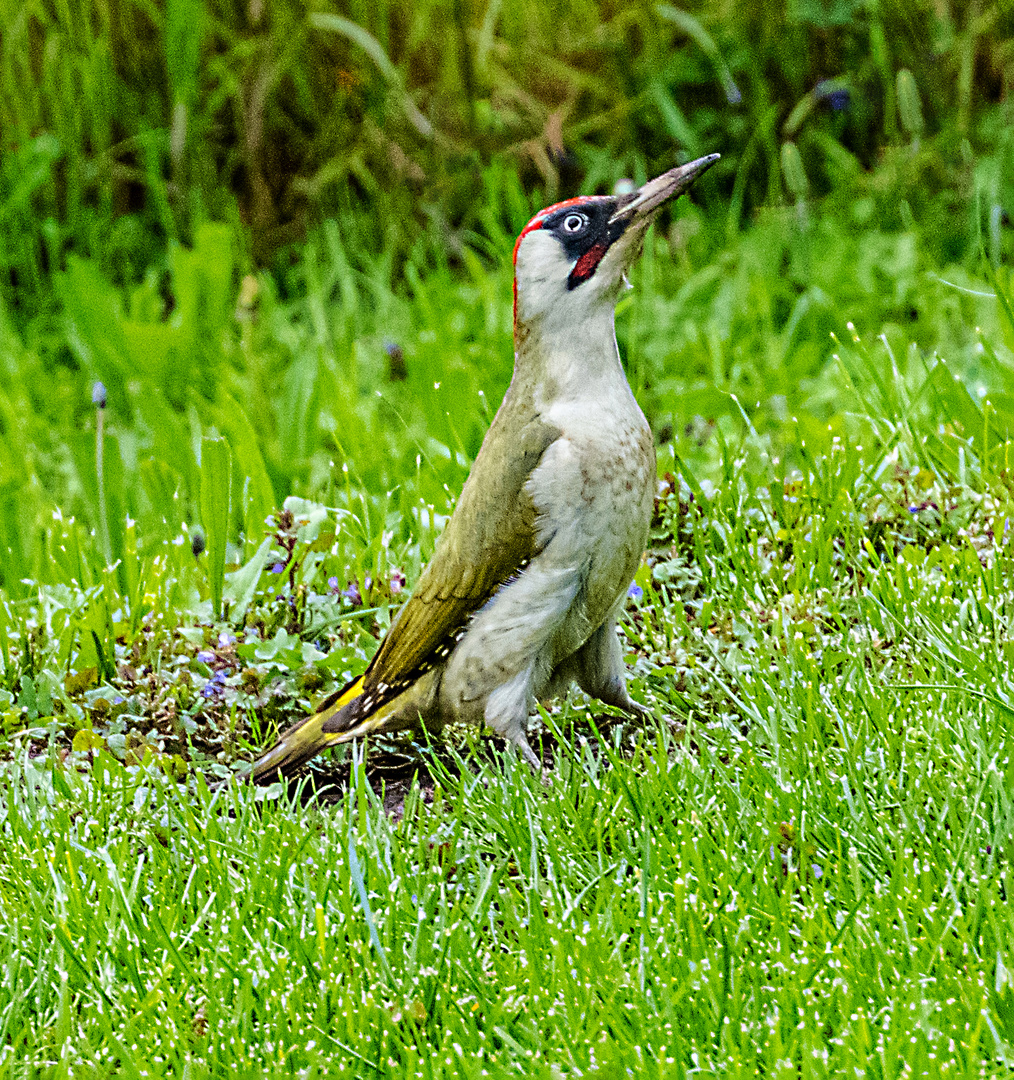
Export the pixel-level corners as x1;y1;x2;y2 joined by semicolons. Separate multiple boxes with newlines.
245;154;720;782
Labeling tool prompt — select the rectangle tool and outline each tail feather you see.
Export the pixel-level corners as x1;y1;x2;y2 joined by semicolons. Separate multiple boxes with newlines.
244;675;366;783
242;663;442;783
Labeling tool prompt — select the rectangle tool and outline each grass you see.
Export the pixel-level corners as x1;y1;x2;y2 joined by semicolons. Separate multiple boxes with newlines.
2;210;1014;1073
2;261;1014;1073
3;0;1012;323
2;419;1013;1073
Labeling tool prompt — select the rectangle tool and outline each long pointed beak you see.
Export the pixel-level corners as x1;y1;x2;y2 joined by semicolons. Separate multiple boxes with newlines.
609;153;720;225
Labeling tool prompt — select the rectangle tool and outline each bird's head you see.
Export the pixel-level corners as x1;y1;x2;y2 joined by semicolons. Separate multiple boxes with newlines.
512;154;719;335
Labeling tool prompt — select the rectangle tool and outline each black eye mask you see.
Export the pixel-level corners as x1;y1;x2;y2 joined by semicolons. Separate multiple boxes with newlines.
541;203;631;290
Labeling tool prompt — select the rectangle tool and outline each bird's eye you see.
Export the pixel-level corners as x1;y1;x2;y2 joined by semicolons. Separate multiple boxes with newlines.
562;213;587;233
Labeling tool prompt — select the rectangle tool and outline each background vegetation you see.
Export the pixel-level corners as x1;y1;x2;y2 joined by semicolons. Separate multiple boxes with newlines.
1;0;1014;1074
2;0;1013;591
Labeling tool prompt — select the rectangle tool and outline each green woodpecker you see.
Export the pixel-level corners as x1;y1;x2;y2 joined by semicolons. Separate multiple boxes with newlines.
247;154;719;781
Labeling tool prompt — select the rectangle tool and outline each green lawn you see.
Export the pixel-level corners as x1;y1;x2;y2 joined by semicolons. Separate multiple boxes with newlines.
2;206;1014;1073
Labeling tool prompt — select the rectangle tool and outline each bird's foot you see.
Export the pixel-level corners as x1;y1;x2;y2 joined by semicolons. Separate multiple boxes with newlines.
513;731;543;772
623;699;651;720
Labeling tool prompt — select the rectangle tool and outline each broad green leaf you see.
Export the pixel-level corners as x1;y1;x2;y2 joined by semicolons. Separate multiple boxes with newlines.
222;536;272;620
200;436;232;617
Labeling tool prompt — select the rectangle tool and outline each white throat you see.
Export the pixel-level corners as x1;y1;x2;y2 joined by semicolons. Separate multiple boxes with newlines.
513;230;634;402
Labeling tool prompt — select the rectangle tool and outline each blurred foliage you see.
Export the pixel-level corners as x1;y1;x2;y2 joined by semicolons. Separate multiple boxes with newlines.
2;0;1013;316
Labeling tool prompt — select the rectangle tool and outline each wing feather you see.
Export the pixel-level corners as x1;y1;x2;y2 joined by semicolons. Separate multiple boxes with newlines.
360;407;560;700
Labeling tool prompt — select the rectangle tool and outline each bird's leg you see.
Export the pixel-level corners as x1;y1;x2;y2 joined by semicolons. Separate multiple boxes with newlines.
483;663;543;769
569;617;649;718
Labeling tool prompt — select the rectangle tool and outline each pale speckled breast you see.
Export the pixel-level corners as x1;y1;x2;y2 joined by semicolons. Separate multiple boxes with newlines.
575;410;655;625
528;395;655;663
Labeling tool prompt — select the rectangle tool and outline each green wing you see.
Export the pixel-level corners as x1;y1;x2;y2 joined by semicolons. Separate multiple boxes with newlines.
362;406;559;696
254;402;558;767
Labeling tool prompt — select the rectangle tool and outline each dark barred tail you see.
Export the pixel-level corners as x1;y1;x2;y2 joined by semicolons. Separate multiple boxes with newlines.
243;676;365;783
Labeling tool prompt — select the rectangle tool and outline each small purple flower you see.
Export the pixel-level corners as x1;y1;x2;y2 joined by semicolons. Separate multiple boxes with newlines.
628;583;643;601
816;80;851;113
196;650;215;664
212;670;227;684
390;569;406;595
112;696;124;705
271;562;285;574
92;382;107;409
908;506;920;514
341;580;362;605
201;683;219;698
218;632;236;647
328;575;341;594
